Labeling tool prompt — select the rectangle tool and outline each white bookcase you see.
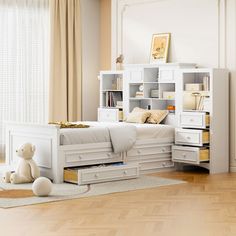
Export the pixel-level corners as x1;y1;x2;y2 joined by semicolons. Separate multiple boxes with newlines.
172;68;229;173
98;71;124;122
123;63;196;125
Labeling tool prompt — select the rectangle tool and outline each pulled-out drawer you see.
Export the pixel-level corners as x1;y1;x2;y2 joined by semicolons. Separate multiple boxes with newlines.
64;163;139;185
175;129;210;146
65;149;122;167
172;145;209;164
180;112;210;128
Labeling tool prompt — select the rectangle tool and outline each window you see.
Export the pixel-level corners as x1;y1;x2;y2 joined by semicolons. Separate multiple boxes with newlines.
0;0;49;161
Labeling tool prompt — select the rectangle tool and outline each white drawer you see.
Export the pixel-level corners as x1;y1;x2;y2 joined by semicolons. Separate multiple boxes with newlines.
159;69;175;83
98;108;119;122
180;112;210;128
64;164;139;185
172;145;209;164
175;129;210;146
65;150;122;167
127;145;171;157
140;160;174;172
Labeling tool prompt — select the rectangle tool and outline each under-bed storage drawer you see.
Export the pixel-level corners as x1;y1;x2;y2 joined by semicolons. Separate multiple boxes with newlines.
64;147;122;167
180;112;210;128
172;145;209;164
125;143;174;174
127;145;171;157
175;129;209;146
140;160;174;172
64;163;139;185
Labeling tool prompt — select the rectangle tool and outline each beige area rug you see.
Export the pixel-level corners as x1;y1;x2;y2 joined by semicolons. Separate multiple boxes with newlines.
0;176;185;208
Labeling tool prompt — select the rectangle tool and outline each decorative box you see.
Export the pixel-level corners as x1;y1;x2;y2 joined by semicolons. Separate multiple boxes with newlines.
151;89;159;98
163;91;175;99
185;83;203;91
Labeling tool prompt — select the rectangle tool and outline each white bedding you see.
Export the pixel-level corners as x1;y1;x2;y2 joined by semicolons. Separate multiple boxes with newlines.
60;122;175;147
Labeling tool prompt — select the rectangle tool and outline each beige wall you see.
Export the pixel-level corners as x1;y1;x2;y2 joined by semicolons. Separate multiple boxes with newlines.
100;0;111;70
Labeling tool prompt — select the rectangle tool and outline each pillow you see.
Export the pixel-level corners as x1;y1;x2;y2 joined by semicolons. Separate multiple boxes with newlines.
130;107;169;124
147;110;169;124
125;107;151;123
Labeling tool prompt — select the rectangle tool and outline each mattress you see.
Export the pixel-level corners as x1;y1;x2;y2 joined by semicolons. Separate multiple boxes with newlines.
60;122;175;145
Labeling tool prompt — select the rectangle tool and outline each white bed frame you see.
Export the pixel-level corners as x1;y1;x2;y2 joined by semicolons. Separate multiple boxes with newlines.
5;122;174;183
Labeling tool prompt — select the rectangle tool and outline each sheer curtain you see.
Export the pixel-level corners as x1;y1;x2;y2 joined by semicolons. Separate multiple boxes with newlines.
0;0;49;161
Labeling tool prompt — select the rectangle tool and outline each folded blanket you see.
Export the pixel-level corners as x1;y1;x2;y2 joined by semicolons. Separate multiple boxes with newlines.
108;124;137;153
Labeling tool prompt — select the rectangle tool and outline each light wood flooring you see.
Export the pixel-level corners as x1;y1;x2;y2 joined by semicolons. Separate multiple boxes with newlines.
1;170;236;236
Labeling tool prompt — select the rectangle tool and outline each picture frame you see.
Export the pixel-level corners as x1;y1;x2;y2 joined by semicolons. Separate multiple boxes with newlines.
150;33;170;64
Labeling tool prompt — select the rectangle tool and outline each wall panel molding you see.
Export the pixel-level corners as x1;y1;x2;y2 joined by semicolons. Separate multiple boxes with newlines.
112;0;226;68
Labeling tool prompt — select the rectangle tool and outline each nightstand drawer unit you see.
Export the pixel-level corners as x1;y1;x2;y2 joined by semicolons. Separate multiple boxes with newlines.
175;129;209;146
180;112;210;129
173;112;211;167
172;145;209;164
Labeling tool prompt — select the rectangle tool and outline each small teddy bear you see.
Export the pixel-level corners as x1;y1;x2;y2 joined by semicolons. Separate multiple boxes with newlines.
3;143;40;184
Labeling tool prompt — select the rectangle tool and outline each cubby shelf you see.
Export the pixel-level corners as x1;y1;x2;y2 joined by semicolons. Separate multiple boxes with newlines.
123;63;196;124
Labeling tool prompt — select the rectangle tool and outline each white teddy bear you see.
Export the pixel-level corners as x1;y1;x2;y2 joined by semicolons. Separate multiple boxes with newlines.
4;143;40;184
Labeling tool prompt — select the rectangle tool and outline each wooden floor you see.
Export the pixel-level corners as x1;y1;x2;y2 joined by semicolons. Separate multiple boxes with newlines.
1;170;236;236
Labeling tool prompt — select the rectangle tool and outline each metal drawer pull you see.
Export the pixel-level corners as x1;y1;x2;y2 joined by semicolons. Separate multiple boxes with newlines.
161;148;165;152
94;173;99;178
137;150;141;154
123;170;127;175
78;155;82;159
162;162;166;167
190;118;194;122
107;153;111;157
182;153;186;158
186;136;191;140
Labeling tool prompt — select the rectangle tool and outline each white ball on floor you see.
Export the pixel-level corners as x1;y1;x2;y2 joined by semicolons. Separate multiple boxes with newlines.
32;177;52;197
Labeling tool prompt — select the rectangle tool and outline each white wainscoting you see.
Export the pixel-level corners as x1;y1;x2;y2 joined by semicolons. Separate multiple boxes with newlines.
111;0;236;171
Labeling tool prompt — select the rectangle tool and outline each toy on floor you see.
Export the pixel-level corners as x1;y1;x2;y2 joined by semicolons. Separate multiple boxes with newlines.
3;143;40;184
32;177;52;197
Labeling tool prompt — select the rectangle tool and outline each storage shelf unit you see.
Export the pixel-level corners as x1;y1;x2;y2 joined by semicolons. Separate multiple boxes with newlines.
98;71;124;122
123;63;196;124
172;68;229;174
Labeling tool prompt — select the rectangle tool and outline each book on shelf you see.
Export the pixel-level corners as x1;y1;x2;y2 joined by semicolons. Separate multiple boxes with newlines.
105;91;122;107
112;77;123;90
196;95;210;111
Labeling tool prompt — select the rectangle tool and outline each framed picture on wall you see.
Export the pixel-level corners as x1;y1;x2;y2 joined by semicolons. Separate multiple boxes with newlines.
150;33;170;64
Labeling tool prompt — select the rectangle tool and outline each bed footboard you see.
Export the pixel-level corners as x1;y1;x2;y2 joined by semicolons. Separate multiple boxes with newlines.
5;122;63;183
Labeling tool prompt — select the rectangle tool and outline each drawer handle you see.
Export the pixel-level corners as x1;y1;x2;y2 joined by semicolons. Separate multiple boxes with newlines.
94;173;99;178
78;155;82;160
182;153;186;158
186;136;191;140
190;118;194;122
162;162;166;167
161;148;165;152
107;153;112;157
123;170;127;175
137;150;141;154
